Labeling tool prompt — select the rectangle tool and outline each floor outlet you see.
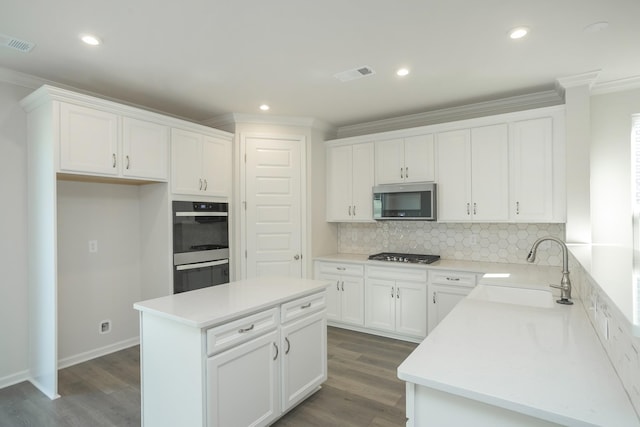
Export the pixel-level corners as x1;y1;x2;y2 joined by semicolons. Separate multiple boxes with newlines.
99;320;111;334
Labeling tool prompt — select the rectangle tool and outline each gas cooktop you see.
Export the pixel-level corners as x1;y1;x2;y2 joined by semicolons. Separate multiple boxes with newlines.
368;252;440;264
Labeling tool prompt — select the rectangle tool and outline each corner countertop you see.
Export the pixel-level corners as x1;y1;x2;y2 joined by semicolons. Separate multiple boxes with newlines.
397;272;640;426
133;277;330;329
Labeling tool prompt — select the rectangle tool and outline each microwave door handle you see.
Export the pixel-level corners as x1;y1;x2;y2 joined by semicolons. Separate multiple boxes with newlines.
176;259;229;271
175;212;228;217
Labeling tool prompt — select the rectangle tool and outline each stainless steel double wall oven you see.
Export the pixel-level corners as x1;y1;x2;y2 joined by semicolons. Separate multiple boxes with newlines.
172;201;229;293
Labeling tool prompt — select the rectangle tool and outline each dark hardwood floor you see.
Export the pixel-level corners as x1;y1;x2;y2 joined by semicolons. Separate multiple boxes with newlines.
0;327;417;427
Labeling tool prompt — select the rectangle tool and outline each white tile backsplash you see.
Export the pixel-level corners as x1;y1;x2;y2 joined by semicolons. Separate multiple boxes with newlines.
338;222;565;265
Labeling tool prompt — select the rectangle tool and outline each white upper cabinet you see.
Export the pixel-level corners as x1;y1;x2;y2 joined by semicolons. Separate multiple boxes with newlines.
326;142;374;221
59;103;120;176
171;129;231;198
436;124;509;222
121;117;169;181
375;134;435;184
509;117;554;222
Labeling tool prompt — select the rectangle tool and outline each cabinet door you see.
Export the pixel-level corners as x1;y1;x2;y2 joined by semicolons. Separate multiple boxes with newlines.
427;284;471;334
202;135;231;197
510;118;553;221
326;145;354;221
375;138;404;184
470;124;509;221
341;276;365;326
351;142;375;220
365;278;396;332
281;311;327;412
171;128;202;195
395;281;427;338
436;129;471;221
121;117;169;180
318;273;341;323
207;330;280;427
59;102;119;175
404;134;435;183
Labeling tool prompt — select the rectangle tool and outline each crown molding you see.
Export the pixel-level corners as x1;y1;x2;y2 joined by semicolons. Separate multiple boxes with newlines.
0;66;52;89
203;112;335;133
556;70;602;91
591;75;640;95
336;89;563;138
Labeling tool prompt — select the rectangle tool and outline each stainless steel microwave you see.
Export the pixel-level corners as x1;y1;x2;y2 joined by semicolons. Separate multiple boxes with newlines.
372;182;437;220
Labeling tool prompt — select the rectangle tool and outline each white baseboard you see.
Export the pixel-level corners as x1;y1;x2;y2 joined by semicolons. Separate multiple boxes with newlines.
57;336;140;370
0;369;30;390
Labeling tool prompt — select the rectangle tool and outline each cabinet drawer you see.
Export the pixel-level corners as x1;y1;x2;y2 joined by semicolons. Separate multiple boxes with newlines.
317;262;364;277
429;271;477;288
281;291;326;324
206;308;278;356
366;266;428;282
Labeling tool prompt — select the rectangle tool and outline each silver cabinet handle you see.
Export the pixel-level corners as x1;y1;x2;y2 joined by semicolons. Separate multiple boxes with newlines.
396;288;400;299
405;167;409;178
341;281;344;291
446;277;460;281
336;267;346;271
301;302;311;309
466;203;470;215
238;324;255;333
433;292;437;304
473;203;477;215
352;205;356;216
199;179;203;190
336;280;340;291
273;342;279;360
203;179;208;191
391;287;395;298
112;153;116;168
348;205;352;216
285;337;291;355
126;155;130;170
400;167;404;179
516;201;520;215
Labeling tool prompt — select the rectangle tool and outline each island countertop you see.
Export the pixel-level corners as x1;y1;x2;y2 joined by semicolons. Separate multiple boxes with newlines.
133;277;330;329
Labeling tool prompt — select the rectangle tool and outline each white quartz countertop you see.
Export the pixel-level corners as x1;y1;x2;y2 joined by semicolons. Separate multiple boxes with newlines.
133;277;330;329
397;275;640;425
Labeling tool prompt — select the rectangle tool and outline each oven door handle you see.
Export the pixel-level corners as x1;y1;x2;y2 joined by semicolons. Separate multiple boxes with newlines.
176;259;229;271
175;212;228;217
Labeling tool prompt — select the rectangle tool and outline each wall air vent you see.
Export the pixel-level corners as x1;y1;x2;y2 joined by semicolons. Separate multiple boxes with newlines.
0;33;35;53
334;66;376;82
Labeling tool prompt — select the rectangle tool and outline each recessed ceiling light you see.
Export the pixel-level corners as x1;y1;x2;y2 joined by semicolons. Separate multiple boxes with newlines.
80;34;102;46
508;27;529;39
396;68;410;77
259;104;270;111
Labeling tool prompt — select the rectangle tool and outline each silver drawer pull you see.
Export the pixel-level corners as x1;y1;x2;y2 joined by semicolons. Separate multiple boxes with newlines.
238;324;255;333
273;342;279;360
285;337;291;355
336;267;346;271
301;302;311;309
446;277;460;281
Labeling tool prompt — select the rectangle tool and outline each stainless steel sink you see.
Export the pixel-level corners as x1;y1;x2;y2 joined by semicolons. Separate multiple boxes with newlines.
468;283;555;308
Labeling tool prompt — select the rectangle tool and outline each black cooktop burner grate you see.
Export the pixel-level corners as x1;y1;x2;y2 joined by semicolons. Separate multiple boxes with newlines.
368;252;440;264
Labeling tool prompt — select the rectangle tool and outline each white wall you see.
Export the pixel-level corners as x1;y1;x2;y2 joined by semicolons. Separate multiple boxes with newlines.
56;181;142;365
0;82;31;386
590;88;640;248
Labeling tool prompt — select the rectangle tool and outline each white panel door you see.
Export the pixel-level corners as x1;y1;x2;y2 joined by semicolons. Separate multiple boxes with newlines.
245;136;303;279
318;273;341;322
470;124;509;221
341;276;365;326
171;128;202;195
122;117;169;180
404;134;435;183
365;278;396;332
375;138;404;184
202;135;232;197
427;284;471;333
351;142;375;220
395;281;427;338
327;145;353;221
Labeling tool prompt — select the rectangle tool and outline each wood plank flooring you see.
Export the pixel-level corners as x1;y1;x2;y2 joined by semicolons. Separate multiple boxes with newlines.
0;327;417;427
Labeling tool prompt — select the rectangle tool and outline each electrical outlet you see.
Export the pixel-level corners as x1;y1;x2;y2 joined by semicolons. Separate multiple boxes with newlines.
89;240;98;253
99;320;111;334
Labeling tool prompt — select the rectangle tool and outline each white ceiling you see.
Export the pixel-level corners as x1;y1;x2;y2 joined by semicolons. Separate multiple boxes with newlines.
1;0;639;128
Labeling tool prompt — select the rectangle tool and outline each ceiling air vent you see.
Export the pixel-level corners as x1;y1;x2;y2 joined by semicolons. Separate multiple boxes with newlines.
334;66;376;82
0;33;35;53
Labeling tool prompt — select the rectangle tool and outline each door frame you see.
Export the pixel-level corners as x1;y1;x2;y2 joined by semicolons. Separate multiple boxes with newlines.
236;132;307;280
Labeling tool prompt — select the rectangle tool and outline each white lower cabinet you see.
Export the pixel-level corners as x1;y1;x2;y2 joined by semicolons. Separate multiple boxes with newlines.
365;266;428;340
207;329;280;427
428;270;477;333
314;261;365;326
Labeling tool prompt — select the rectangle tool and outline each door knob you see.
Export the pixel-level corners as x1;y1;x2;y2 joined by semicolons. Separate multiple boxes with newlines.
293;254;300;260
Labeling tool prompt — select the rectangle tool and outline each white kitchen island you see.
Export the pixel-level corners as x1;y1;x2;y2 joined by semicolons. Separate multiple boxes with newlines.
398;270;640;426
133;277;329;427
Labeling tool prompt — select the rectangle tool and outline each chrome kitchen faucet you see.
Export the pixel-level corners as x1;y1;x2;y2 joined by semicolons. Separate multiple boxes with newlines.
526;236;573;305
